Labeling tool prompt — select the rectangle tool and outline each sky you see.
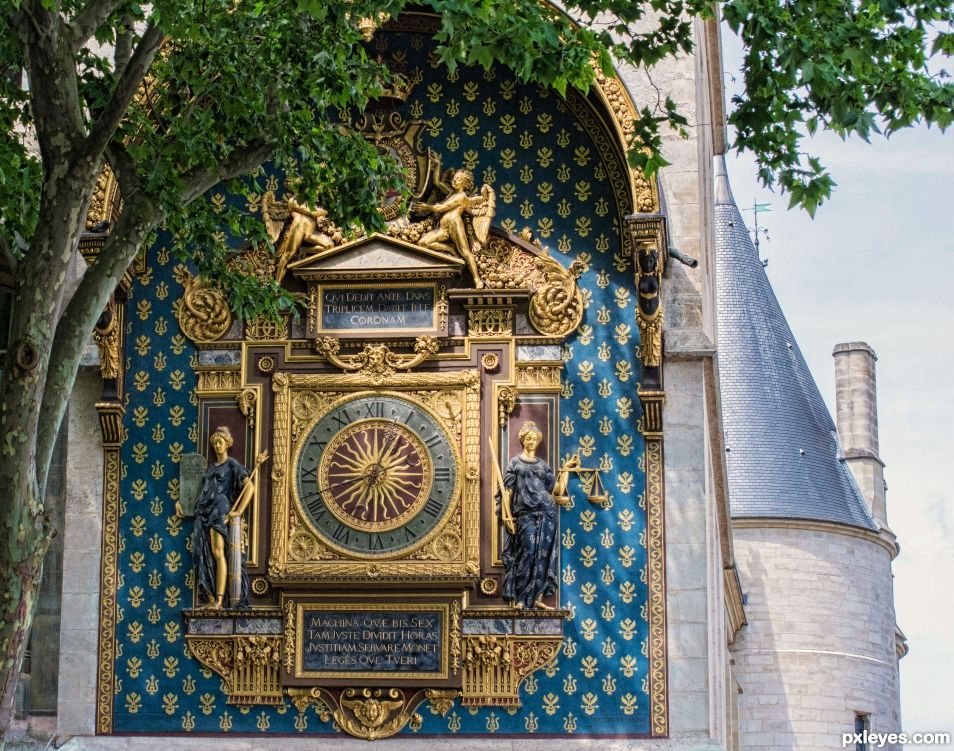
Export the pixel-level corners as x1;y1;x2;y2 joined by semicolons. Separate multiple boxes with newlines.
721;30;954;744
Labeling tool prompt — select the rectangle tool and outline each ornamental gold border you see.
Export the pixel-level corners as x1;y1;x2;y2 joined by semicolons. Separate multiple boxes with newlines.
645;435;668;736
269;370;480;578
95;403;124;734
314;281;443;337
291;601;450;681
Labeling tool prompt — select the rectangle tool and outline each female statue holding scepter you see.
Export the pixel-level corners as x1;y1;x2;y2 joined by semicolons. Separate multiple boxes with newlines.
177;426;267;609
498;422;578;609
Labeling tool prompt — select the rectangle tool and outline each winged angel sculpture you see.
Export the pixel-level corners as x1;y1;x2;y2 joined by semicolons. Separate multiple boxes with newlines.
410;165;495;288
262;192;344;284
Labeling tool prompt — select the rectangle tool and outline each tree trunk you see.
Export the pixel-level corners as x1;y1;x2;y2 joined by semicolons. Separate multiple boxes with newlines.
0;453;51;734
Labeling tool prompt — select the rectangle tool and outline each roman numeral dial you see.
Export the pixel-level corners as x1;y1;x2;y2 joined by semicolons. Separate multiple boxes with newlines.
294;394;458;556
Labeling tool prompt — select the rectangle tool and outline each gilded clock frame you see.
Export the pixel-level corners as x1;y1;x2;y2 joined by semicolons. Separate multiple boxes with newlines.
291;392;461;556
268;369;481;581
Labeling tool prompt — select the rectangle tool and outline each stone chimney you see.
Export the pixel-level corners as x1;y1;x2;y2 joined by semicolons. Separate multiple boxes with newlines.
833;342;888;528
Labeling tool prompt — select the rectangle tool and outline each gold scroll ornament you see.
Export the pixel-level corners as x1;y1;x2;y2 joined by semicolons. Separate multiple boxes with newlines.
177;276;232;344
186;635;283;706
475;234;584;337
287;686;458;741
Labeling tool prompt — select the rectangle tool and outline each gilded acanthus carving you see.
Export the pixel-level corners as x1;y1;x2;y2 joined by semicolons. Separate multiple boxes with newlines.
196;369;242;394
245;314;289;341
467;308;513;337
528;254;585;337
287;687;333;718
86;163;120;231
592;68;659;214
461;635;562;708
315;337;440;382
92;299;120;380
476;234;584;337
186;638;235;692
339;688;410;739
515;366;562;388
288;687;442;741
237;387;257;429
425;689;458;717
185;633;283;706
177;276;232;344
635;243;663;367
497;386;516;427
449;600;462;676
232;636;283;705
283;600;296;673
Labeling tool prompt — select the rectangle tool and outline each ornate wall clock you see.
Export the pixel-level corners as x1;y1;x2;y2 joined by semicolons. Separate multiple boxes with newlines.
268;366;481;582
294;393;459;556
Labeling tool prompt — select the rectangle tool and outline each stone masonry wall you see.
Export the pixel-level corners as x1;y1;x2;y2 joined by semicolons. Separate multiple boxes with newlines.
731;525;901;751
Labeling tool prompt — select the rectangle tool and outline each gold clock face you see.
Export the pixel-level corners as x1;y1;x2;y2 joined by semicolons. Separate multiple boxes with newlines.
295;394;458;556
319;420;431;532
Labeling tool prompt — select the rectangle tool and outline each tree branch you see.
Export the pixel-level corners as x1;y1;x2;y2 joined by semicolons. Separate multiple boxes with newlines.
181;140;274;204
0;234;18;277
78;23;163;167
114;13;134;75
36;193;162;489
19;1;85;167
65;0;124;53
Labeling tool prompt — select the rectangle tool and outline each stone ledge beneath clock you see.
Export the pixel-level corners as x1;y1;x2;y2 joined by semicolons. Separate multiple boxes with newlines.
183;608;283;636
462;608;569;636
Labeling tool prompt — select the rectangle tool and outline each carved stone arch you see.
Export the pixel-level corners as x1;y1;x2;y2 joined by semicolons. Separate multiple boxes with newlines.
588;67;661;214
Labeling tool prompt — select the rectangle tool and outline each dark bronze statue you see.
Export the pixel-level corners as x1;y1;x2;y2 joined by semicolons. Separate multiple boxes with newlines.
497;422;577;609
177;426;266;609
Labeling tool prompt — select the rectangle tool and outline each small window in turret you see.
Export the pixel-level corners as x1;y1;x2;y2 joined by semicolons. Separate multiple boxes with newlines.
855;713;871;750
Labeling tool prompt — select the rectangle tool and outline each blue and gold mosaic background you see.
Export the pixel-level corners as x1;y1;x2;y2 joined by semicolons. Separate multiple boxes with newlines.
111;29;651;736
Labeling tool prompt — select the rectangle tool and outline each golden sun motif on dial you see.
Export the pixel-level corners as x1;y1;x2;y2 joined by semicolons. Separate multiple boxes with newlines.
294;394;458;556
320;421;431;532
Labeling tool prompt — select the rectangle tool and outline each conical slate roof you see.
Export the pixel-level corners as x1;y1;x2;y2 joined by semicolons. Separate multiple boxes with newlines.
714;156;876;530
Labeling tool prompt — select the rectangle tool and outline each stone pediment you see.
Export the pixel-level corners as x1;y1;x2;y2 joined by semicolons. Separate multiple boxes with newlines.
288;233;464;282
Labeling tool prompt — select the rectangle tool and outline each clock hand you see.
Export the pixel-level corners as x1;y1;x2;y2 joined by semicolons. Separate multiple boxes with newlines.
316;476;360;495
378;419;404;466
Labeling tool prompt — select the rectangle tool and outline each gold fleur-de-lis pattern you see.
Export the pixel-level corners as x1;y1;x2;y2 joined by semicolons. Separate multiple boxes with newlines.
110;29;651;736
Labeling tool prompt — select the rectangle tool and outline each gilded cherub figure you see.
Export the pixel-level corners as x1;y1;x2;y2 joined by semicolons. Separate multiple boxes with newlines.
263;191;343;283
410;159;495;288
